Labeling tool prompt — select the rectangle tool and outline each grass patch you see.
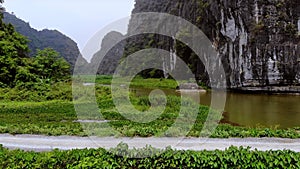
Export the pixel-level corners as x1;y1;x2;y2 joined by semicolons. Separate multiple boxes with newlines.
0;101;84;136
76;75;180;89
129;76;179;89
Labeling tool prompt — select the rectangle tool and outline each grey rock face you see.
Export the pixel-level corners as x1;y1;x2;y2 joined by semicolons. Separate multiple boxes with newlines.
126;0;300;91
89;31;125;75
212;0;300;89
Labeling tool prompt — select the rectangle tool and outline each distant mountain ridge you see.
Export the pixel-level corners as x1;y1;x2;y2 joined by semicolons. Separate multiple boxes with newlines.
2;12;87;69
89;31;125;75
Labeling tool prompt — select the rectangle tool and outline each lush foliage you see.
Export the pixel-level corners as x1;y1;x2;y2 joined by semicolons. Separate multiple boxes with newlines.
12;48;71;91
0;46;71;102
0;80;72;102
0;11;71;93
0;13;29;87
0;144;299;168
32;48;70;82
214;124;300;139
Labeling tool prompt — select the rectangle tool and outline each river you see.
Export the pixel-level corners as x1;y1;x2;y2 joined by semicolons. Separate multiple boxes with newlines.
130;88;300;129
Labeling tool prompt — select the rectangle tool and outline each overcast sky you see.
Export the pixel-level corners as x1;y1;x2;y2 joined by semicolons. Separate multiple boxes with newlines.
3;0;135;53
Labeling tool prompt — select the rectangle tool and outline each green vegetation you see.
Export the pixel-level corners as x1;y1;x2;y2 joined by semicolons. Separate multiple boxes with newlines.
0;6;81;133
214;125;300;139
2;12;83;67
0;80;72;102
32;48;70;82
1;85;300;138
78;75;180;89
0;4;72;96
0;101;84;135
1;0;300;167
95;86;206;137
120;76;179;89
0;0;76;136
0;47;71;89
0;144;300;168
0;7;72;101
93;86;300;138
0;12;29;87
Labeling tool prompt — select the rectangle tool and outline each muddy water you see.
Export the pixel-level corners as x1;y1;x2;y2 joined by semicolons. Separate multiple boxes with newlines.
130;88;300;128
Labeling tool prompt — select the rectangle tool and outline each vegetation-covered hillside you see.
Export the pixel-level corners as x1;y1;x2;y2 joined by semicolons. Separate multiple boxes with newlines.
2;12;87;69
0;6;72;100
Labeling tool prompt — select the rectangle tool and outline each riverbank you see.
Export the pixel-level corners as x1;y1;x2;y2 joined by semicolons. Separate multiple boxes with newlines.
1;78;300;137
89;75;300;94
229;86;300;95
1;88;300;138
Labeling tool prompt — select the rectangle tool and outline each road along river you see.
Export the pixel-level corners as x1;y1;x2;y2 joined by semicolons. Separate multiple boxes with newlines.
1;134;300;152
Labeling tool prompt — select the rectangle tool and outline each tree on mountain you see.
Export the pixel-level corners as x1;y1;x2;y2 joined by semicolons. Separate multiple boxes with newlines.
14;48;71;89
0;1;70;88
32;48;70;82
0;2;29;87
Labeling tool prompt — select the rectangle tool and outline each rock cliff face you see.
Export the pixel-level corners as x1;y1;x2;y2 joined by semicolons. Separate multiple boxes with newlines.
89;31;125;75
126;0;300;91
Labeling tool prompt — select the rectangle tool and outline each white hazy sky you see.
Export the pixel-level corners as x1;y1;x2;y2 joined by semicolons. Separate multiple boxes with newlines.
3;0;135;52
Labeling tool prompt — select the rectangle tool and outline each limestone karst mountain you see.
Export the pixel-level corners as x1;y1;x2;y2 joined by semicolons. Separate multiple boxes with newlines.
3;12;87;69
122;0;300;92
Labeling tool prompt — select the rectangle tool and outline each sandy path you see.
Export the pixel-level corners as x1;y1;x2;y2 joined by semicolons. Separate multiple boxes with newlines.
1;134;300;152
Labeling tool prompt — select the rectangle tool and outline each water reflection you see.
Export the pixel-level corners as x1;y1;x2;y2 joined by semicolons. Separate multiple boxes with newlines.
130;87;300;128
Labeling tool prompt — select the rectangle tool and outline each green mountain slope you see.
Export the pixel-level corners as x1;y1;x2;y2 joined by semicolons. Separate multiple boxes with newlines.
3;12;87;69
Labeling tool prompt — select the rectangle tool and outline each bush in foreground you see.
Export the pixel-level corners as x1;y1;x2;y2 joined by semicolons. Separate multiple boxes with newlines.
0;144;299;168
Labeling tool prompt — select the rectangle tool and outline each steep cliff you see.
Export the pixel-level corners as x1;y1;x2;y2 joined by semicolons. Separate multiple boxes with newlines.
89;31;125;75
125;0;300;92
3;12;87;69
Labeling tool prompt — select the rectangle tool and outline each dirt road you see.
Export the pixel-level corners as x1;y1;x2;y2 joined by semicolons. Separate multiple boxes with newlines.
1;134;300;152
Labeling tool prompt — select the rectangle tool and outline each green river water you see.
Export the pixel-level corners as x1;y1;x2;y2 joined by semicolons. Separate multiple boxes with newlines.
130;88;300;128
